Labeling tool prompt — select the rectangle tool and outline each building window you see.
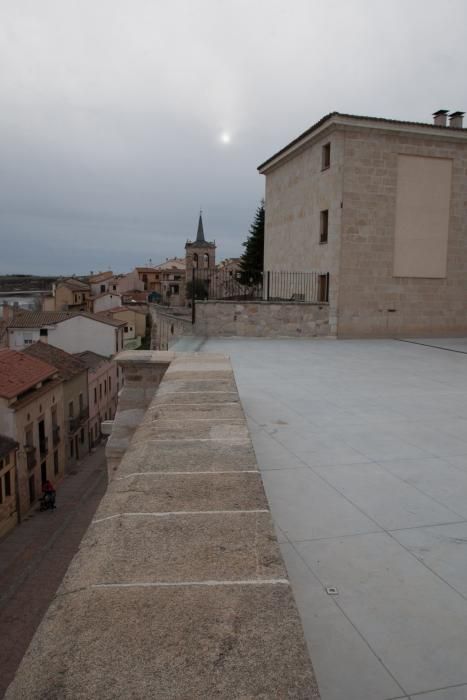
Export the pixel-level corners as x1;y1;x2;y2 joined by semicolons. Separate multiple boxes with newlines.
40;328;48;337
320;210;329;244
79;393;83;412
193;253;198;268
80;428;85;444
70;439;74;458
69;400;74;418
322;143;331;170
54;450;59;475
104;379;107;395
23;333;33;345
124;326;128;333
100;384;103;399
94;387;97;404
108;377;111;393
4;470;11;497
100;284;106;293
318;273;329;303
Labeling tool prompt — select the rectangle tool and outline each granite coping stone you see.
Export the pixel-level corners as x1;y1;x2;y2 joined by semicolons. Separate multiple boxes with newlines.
101;471;268;515
149;402;245;420
5;352;320;699
61;511;283;590
153;391;241;404
5;586;319;700
133;421;250;441
156;379;238;393
120;438;257;472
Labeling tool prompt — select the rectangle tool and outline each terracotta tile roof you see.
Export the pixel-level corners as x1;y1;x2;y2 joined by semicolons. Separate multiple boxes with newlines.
7;310;125;329
7;311;76;328
58;278;90;291
74;350;109;369
88;271;114;283
23;342;87;381
98;306;147;315
258;111;467;171
0;348;58;399
0;434;18;459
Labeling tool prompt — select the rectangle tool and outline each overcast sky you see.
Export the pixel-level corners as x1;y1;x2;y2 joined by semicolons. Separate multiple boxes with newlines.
1;0;466;275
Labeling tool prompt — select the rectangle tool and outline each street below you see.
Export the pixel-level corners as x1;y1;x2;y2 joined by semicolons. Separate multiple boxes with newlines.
0;445;107;698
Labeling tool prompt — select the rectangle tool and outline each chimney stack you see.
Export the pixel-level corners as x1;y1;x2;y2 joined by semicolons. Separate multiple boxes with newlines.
2;302;11;322
433;109;449;127
449;111;464;129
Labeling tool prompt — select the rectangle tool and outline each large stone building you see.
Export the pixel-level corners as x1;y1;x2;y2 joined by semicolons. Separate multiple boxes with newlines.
258;110;467;337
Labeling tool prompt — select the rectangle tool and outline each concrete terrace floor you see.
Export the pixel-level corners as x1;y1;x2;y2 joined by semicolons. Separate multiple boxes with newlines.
198;337;467;700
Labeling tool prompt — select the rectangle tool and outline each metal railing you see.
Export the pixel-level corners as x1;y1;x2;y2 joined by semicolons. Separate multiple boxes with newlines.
189;270;329;305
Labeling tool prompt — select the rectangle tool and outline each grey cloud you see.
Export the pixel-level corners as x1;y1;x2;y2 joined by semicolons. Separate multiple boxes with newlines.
1;0;466;273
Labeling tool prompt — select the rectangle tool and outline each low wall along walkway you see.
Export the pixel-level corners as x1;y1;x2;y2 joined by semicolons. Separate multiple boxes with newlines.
194;300;331;337
6;351;320;699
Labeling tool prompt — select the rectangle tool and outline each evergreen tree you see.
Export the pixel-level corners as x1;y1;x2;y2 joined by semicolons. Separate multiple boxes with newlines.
240;200;265;279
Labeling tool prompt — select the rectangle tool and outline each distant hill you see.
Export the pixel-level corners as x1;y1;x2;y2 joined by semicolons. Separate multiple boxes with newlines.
0;275;58;292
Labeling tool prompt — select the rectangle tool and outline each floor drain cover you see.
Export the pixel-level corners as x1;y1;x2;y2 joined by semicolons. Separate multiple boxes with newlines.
326;586;338;595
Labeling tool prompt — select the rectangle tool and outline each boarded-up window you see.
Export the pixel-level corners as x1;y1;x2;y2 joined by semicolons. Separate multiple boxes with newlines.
393;155;452;278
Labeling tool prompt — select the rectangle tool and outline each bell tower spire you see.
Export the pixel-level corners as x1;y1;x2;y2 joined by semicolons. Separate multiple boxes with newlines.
196;210;205;243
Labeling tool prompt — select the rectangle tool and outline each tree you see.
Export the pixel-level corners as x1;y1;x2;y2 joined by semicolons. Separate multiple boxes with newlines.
240;200;265;279
186;278;209;301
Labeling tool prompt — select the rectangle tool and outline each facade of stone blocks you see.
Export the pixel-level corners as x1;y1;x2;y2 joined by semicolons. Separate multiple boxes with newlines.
259;113;467;337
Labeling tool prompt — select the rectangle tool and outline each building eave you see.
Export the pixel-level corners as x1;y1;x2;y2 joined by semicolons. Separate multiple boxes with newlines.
258;112;467;174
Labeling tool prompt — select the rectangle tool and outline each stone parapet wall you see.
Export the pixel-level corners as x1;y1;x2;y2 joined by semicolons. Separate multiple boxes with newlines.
5;352;319;699
194;300;331;337
150;305;193;349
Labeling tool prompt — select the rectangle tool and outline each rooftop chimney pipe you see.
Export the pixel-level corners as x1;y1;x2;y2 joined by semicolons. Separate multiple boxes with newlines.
433;109;449;127
449;111;465;129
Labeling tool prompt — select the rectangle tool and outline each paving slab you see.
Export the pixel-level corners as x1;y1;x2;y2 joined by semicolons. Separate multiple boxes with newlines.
297;531;467;696
391;522;467;598
201;337;467;699
280;543;404;700
414;685;467;699
312;462;463;530
100;471;268;516
376;456;467;519
262;468;380;541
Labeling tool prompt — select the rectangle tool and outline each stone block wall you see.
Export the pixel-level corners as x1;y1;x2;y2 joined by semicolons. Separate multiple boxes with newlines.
338;128;467;337
150;305;193;350
263;129;344;334
194;300;330;337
